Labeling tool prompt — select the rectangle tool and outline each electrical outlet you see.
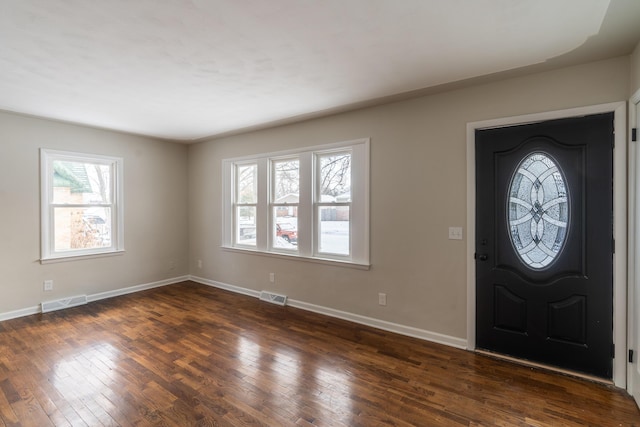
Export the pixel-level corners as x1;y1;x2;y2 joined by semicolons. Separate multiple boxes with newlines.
197;259;202;269
378;292;387;306
169;261;175;270
269;273;275;283
43;280;53;291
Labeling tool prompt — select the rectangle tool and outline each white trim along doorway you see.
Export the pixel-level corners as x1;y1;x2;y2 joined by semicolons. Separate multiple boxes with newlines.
466;102;627;389
628;89;640;403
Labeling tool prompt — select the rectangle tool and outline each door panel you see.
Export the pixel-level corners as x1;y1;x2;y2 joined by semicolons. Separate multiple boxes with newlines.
476;113;614;379
548;295;586;344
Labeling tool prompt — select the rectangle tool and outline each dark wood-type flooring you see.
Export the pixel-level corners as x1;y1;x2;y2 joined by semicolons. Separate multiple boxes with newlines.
0;281;638;426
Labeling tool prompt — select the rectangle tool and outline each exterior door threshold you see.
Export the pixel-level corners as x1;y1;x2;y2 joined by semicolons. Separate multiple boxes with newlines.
475;349;614;387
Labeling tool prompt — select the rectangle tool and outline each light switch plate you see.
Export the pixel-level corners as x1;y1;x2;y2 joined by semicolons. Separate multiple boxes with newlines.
448;227;463;240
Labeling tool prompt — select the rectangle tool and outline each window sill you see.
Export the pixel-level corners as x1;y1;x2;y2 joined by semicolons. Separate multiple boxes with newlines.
221;246;370;270
40;250;125;264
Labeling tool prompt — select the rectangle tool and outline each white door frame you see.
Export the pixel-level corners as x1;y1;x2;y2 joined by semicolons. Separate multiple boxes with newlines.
628;89;640;400
466;102;627;388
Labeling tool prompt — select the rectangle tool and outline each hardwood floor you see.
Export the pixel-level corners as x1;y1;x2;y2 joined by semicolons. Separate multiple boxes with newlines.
0;281;638;426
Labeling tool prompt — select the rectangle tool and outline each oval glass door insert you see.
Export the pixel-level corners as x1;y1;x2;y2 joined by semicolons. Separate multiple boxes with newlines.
508;152;569;269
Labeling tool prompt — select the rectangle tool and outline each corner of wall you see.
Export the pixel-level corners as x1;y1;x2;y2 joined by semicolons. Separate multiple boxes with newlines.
631;40;640;96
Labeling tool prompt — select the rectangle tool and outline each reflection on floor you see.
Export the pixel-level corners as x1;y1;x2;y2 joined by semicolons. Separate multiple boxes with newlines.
0;281;637;426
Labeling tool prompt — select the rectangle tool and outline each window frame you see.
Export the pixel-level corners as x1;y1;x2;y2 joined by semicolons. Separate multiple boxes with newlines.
270;155;301;254
222;138;369;268
40;149;125;263
315;149;353;259
233;161;259;248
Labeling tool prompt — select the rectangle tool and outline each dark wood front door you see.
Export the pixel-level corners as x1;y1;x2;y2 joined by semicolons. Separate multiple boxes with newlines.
475;113;614;379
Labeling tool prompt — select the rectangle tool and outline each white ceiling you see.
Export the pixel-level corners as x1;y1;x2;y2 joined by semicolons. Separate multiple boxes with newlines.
1;0;640;141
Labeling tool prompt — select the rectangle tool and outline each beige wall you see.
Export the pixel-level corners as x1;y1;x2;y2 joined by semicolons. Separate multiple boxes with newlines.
0;54;632;339
632;40;640;95
188;56;630;340
0;112;189;313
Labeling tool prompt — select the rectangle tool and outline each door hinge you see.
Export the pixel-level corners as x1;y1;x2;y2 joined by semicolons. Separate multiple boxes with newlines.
612;237;615;254
633;128;637;142
612;343;616;358
630;349;635;363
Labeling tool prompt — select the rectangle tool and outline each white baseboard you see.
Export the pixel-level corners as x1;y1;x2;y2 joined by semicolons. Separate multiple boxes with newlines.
0;275;190;322
0;306;41;322
288;299;467;349
1;274;468;351
189;275;467;350
87;275;190;303
190;275;261;298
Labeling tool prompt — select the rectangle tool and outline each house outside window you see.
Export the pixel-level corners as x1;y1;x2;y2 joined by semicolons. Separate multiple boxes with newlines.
41;149;124;262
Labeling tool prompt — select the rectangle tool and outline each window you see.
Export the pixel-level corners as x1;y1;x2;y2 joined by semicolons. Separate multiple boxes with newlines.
41;149;124;261
272;157;299;251
317;151;351;256
222;138;369;267
508;152;569;269
235;163;258;247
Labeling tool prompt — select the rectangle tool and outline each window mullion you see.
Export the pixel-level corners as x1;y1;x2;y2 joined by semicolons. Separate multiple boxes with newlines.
297;152;313;257
256;158;269;251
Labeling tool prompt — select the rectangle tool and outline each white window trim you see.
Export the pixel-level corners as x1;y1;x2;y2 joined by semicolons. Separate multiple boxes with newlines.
40;149;125;263
222;138;370;268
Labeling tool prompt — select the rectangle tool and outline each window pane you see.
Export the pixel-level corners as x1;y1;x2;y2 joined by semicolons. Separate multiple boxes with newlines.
237;206;257;246
319;152;351;202
273;159;299;202
319;206;349;255
52;160;112;204
273;209;298;250
54;207;112;251
508;152;569;269
237;164;258;204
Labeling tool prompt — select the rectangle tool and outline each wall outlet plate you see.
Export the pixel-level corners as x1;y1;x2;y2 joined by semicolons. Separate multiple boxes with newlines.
378;292;387;306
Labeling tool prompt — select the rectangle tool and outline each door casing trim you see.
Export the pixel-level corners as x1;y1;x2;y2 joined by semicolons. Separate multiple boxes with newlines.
466;102;627;388
627;88;640;400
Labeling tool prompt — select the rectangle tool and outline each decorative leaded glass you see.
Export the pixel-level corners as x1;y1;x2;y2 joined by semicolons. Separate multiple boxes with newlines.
508;153;569;269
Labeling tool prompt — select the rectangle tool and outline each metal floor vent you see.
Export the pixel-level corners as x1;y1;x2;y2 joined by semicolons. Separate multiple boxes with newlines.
259;291;287;306
41;295;88;313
